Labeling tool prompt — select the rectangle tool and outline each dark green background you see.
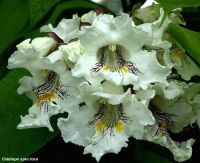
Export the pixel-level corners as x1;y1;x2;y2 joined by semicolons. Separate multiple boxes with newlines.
0;0;200;163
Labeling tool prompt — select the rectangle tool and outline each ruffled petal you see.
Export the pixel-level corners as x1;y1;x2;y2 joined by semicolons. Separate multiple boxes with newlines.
149;81;195;133
84;133;128;161
58;105;95;146
72;47;170;88
136;9;172;49
17;103;58;132
143;127;195;162
79;13;149;56
17;70;81;131
7;37;67;76
171;47;200;80
59;40;85;63
124;95;155;139
40;15;80;43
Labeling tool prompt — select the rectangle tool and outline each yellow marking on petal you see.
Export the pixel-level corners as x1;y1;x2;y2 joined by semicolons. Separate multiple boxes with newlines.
154;96;160;105
42;69;49;76
96;120;105;134
103;66;110;71
121;66;129;73
115;121;124;133
50;92;57;100
108;44;117;52
39;93;51;101
100;98;107;104
35;100;40;108
114;66;118;71
35;91;57;108
172;47;183;59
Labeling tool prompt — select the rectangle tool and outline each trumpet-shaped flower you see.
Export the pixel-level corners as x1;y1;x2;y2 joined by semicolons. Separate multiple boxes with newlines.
58;81;155;161
65;13;170;89
16;70;82;131
8;37;83;131
137;81;196;162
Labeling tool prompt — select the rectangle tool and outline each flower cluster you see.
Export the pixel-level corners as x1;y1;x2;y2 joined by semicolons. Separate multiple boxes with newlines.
8;2;200;162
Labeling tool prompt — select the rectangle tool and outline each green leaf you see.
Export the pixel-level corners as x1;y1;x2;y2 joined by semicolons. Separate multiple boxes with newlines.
0;0;29;56
156;0;200;12
28;0;60;27
47;0;100;25
0;69;60;159
155;0;200;25
167;23;200;66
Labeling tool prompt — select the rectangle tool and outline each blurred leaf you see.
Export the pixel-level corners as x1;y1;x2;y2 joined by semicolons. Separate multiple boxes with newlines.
28;0;60;27
134;141;173;163
100;0;122;15
47;0;100;25
155;0;200;25
181;7;200;32
168;23;200;66
0;69;59;159
0;0;29;56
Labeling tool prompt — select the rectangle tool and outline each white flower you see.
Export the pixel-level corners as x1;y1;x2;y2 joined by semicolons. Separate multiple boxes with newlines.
151;81;186;100
136;8;172;50
17;70;82;131
40;15;80;43
184;83;200;128
81;11;97;25
59;40;85;64
7;37;66;76
136;81;196;162
67;13;170;89
171;46;200;80
58;81;154;161
133;2;160;23
144;128;194;162
8;37;83;131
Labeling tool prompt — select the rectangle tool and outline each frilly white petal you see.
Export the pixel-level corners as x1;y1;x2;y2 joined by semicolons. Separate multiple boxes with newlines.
92;81;130;105
59;40;84;63
58;105;95;146
72;49;170;88
17;104;59;132
79;13;149;56
133;2;160;23
137;9;172;49
84;133;128;162
17;76;37;102
8;38;67;76
81;11;97;24
124;95;155;139
144;128;195;162
40;15;80;43
72;54;103;84
171;48;200;80
152;81;185;99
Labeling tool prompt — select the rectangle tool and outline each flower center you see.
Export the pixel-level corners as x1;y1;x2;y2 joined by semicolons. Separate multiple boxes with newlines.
33;71;68;111
91;44;140;74
149;102;177;142
89;98;128;136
